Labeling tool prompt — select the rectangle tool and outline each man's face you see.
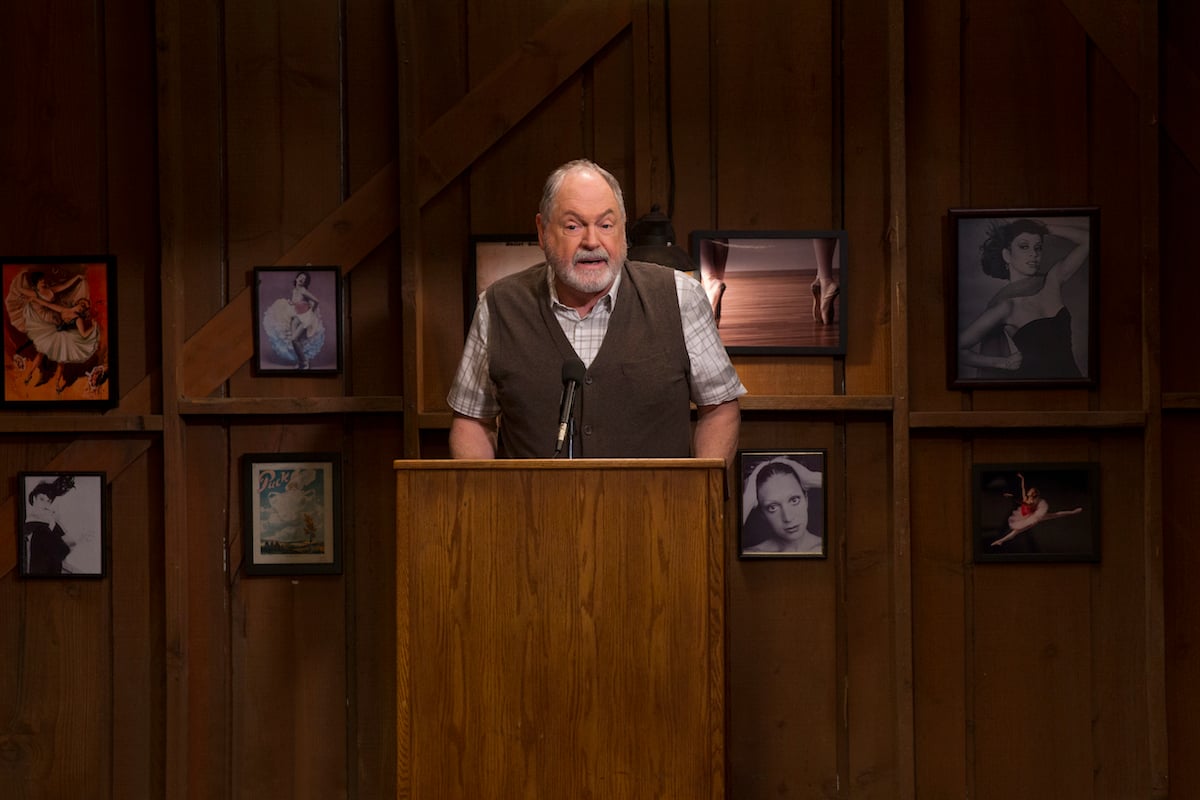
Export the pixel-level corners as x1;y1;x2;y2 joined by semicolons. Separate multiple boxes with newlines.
536;169;627;301
758;472;809;542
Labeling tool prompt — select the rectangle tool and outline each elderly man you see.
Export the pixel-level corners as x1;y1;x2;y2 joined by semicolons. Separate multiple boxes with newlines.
447;159;744;462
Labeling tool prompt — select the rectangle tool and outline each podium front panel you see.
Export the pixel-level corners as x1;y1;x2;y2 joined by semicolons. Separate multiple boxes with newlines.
394;459;726;799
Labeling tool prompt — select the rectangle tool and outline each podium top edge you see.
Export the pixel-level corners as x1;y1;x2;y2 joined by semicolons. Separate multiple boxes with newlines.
392;458;725;471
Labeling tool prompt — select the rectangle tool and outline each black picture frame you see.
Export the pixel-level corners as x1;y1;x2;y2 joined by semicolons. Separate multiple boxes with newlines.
948;207;1099;388
17;471;108;578
972;463;1100;563
688;230;847;355
241;452;342;576
251;266;343;374
1;255;118;407
464;234;544;328
737;449;828;559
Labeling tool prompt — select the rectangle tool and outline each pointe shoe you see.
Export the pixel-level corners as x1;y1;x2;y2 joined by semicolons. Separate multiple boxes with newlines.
712;282;726;325
811;279;839;325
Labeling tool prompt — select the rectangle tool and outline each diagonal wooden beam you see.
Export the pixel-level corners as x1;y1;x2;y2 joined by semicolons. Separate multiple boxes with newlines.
1060;0;1139;91
1164;40;1200;174
182;161;400;397
416;0;632;206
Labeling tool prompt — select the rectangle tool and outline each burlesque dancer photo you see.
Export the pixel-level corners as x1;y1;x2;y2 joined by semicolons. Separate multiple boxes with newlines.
260;270;327;370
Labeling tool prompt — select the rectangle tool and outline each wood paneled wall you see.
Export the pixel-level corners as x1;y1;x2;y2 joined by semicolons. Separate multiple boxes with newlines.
1;0;1195;797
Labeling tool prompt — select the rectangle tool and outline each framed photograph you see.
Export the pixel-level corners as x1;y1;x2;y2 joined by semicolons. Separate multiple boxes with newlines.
1;255;117;407
242;453;342;575
251;267;343;374
689;230;847;355
17;472;107;578
948;207;1099;388
972;463;1100;563
737;449;827;559
464;234;544;326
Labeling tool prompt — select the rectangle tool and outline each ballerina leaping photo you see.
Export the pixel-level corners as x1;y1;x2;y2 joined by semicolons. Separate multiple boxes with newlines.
990;472;1083;547
973;464;1099;563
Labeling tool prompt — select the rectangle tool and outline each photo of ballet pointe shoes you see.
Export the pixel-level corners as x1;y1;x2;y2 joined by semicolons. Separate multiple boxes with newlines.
972;463;1100;563
691;230;847;356
1;256;117;408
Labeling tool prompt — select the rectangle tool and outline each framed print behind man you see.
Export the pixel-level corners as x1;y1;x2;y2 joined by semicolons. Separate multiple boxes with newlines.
949;207;1098;388
689;231;847;355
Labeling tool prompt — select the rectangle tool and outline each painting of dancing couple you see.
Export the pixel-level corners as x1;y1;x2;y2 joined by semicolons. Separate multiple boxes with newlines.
973;463;1099;563
2;256;116;406
950;207;1098;388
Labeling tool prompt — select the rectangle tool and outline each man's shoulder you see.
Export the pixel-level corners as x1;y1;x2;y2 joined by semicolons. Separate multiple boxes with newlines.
625;259;678;278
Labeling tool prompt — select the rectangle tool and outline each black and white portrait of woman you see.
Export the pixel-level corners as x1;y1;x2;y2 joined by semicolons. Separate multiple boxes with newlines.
17;472;106;577
738;450;827;558
951;208;1097;388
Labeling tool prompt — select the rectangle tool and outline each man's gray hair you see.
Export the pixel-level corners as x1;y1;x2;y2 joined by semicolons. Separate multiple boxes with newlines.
539;159;627;222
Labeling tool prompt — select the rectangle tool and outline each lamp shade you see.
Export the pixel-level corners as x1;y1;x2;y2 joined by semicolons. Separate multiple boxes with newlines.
627;204;694;270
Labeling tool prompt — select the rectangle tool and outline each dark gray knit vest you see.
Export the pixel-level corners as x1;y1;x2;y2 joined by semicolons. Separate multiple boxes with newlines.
487;260;692;458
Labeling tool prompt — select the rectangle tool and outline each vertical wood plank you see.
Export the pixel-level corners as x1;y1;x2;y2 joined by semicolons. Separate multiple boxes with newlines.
843;422;902;795
111;452;166;800
1161;5;1200;793
842;0;893;398
1091;436;1152;797
972;567;1094;797
182;426;233;800
883;0;916;795
663;0;713;236
904;0;964;414
911;437;970;798
1164;418;1200;798
348;420;404;798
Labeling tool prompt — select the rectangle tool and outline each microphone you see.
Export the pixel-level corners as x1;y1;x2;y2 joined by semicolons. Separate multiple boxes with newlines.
554;358;586;457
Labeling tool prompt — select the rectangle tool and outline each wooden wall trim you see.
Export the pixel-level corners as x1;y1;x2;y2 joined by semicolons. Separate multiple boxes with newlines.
415;0;632;206
1163;41;1200;173
887;0;915;794
1137;0;1169;790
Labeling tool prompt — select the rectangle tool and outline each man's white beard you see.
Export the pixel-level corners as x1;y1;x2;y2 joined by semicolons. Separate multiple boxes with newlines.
550;244;625;295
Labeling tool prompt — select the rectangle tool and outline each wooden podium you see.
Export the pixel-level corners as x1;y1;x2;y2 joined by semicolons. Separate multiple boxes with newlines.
394;458;727;798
